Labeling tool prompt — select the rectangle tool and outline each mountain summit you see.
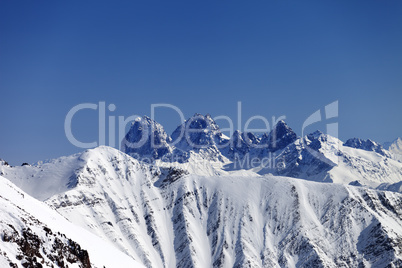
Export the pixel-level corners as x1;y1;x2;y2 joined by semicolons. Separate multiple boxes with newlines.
344;137;387;156
170;113;229;151
122;116;173;160
384;137;402;155
260;120;298;152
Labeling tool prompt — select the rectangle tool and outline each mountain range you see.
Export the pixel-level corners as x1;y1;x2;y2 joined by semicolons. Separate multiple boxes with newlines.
1;113;402;267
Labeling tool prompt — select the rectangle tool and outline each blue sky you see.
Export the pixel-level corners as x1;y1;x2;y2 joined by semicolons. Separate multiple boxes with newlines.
0;0;401;165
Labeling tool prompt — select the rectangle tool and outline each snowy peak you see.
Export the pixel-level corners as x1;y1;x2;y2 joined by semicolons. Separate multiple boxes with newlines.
225;131;261;159
243;131;260;145
166;114;230;162
122;116;172;160
268;131;339;179
0;146;146;201
121;116;298;163
306;130;327;150
260;120;297;152
384;137;402;155
344;137;387;156
231;130;260;148
170;113;228;151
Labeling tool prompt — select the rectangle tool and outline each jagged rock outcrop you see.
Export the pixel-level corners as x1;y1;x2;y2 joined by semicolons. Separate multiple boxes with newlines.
224;131;260;160
259;120;298;153
1;225;90;268
269;130;337;179
122;116;173;160
169;114;230;162
171;114;228;150
344;138;388;156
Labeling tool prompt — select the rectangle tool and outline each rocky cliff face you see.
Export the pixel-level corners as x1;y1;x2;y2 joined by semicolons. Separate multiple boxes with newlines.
171;114;229;151
122;116;173;160
1;224;90;268
259;119;298;153
224;131;260;160
344;138;388;156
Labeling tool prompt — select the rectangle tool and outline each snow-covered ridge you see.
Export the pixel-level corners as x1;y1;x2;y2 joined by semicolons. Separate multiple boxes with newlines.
1;114;402;267
2;146;402;267
3;147;402;267
344;137;388;156
119;115;402;190
0;175;143;267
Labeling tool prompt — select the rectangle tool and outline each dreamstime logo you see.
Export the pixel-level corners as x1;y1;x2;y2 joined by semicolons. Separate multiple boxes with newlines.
64;100;339;169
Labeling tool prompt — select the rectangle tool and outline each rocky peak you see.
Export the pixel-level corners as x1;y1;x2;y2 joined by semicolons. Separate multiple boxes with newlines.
170;114;228;151
260;120;297;152
122;116;172;160
229;131;259;149
223;131;260;160
344;138;387;156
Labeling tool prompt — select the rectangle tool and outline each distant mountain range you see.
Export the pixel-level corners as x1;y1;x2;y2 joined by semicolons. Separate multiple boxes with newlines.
121;114;402;189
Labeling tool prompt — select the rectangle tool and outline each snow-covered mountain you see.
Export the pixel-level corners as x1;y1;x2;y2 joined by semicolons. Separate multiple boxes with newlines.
2;114;402;267
256;131;402;188
122;114;231;163
384;138;402;163
121;116;402;190
384;138;402;155
122;115;297;164
170;114;229;151
0;175;143;268
344;138;388;157
224;130;260;160
2;146;402;267
122;116;173;160
259;119;298;154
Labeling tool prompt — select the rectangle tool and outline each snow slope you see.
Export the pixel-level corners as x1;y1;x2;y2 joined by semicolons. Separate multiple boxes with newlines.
0;153;86;201
0;175;143;268
3;146;402;267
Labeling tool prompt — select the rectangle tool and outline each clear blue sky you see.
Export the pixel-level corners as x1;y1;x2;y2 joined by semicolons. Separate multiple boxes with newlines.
0;0;401;165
